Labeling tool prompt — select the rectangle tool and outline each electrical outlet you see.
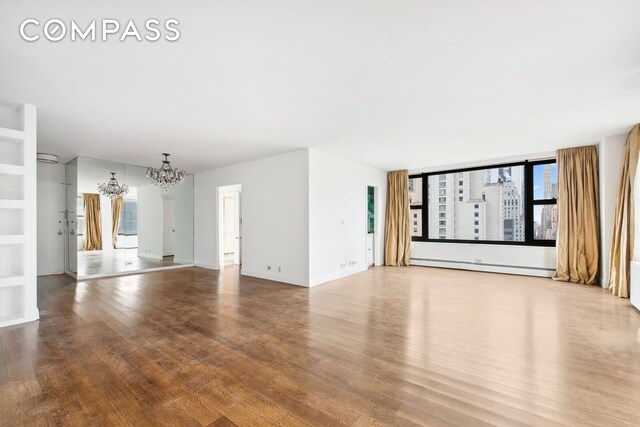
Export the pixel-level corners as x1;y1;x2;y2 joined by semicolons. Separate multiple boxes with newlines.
278;267;282;273
474;259;482;264
267;266;271;271
340;263;346;268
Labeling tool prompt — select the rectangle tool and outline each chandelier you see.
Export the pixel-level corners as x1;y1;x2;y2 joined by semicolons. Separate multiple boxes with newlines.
146;153;186;191
97;172;129;199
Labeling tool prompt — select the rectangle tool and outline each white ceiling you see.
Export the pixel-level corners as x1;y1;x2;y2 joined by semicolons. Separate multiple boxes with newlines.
1;1;640;173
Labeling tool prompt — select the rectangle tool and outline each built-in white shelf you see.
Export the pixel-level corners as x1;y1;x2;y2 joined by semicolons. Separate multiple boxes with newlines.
0;313;28;328
0;164;25;175
0;127;25;141
0;200;25;209
0;235;25;244
0;103;37;329
0;275;24;288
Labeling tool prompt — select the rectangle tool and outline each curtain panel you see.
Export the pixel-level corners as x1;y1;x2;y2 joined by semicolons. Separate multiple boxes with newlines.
82;193;102;251
111;197;124;249
553;145;600;285
384;170;411;266
608;124;640;298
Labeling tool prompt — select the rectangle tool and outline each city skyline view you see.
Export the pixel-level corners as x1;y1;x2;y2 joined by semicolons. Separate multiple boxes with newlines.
409;162;557;242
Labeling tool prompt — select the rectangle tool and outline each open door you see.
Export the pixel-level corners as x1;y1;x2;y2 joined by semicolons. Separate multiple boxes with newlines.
233;192;241;265
218;185;242;268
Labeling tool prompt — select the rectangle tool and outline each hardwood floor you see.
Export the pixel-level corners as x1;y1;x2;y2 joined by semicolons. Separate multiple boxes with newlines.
2;266;640;426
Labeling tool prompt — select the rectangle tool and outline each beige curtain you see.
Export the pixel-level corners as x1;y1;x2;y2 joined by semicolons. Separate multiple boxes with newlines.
82;193;102;251
552;145;600;285
111;197;124;249
384;170;411;266
608;124;640;298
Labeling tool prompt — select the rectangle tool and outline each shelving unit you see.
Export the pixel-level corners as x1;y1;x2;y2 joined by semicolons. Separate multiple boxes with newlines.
0;103;38;328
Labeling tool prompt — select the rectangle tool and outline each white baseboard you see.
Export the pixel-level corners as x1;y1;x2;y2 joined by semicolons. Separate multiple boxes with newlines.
309;265;368;287
0;311;39;329
194;261;220;270
173;258;193;265
37;271;64;276
410;258;554;278
241;268;309;287
139;253;163;261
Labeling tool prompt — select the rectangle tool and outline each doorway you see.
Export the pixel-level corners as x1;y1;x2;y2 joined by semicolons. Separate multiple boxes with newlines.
218;184;242;267
366;185;377;267
162;196;175;258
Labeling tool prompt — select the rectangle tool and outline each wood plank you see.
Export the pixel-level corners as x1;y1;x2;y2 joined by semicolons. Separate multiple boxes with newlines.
0;266;639;425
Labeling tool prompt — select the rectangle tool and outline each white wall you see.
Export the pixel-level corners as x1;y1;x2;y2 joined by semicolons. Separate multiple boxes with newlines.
411;243;556;277
37;162;65;181
195;149;310;286
308;149;387;286
173;175;194;263
36;162;65;275
599;134;627;287
137;183;163;259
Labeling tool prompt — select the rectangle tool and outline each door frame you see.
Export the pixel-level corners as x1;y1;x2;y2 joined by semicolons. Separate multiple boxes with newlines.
217;184;242;268
365;184;379;268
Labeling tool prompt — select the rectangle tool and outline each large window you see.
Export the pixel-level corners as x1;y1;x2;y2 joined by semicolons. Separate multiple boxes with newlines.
410;160;556;246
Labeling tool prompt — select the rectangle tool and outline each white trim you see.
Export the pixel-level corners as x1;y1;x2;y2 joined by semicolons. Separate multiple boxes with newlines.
138;252;163;261
241;268;309;287
173;258;193;265
309;265;368;287
37;271;65;277
410;259;554;278
0;312;38;329
194;261;220;270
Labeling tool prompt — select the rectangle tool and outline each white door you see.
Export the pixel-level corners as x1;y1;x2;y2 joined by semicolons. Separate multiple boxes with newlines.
223;196;235;254
37;180;66;275
162;198;175;256
366;233;374;267
233;192;241;265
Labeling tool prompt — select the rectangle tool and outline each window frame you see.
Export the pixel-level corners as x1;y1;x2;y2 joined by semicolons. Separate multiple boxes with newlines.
409;174;424;239
411;159;556;247
526;159;557;246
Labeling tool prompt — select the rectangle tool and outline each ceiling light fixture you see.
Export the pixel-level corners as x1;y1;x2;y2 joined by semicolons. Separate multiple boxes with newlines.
146;153;186;191
97;172;129;199
36;153;59;164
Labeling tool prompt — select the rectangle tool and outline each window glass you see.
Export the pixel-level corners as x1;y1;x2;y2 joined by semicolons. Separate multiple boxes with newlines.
533;163;557;200
427;165;525;241
367;187;375;233
534;204;557;240
409;177;423;206
410;209;422;237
